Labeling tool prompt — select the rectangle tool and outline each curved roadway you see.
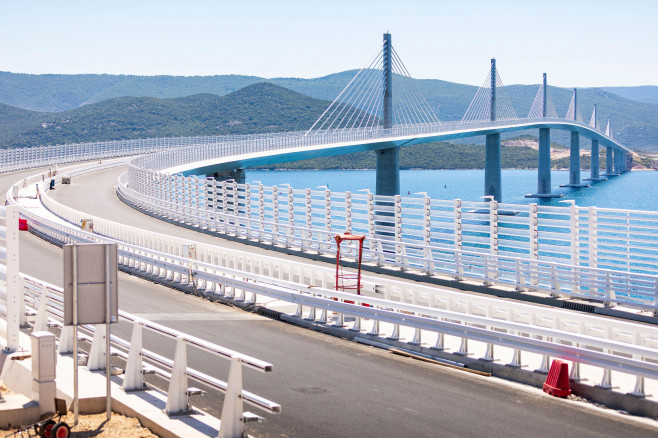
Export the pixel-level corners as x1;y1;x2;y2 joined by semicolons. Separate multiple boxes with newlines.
3;166;657;438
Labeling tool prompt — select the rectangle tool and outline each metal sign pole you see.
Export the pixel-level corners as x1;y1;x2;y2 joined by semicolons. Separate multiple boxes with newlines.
105;244;112;422
73;245;79;426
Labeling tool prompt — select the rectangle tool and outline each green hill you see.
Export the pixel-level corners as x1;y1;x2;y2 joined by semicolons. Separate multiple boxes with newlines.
1;83;330;148
0;70;658;152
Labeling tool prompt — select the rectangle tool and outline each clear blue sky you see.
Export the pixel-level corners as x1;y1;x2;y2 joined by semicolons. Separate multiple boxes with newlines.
1;0;656;87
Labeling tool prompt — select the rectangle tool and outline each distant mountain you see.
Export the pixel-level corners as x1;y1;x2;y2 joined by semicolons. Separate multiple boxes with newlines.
1;70;658;152
602;86;658;105
1;83;330;148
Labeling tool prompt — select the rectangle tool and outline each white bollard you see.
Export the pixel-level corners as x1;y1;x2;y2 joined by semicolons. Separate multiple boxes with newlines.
123;322;145;391
165;337;189;414
218;357;245;438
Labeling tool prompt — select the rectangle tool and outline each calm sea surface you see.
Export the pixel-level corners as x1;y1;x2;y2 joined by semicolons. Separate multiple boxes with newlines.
244;169;658;211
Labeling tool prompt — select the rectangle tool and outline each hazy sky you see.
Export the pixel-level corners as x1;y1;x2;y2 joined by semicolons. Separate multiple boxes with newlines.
1;0;656;87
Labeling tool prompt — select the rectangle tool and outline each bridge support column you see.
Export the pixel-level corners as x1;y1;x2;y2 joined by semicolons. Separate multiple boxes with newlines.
526;128;562;198
605;146;615;176
614;149;622;174
585;139;605;182
484;133;502;202
560;131;588;188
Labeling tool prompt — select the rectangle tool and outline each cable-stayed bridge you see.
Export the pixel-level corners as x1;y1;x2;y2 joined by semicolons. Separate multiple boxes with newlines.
2;33;657;438
158;33;631;202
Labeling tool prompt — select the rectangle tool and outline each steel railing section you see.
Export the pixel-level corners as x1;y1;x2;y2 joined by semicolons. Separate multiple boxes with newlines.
10;178;658;391
118;165;658;309
17;273;281;419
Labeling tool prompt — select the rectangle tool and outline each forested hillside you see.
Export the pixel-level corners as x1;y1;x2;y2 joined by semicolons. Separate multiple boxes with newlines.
1;70;657;152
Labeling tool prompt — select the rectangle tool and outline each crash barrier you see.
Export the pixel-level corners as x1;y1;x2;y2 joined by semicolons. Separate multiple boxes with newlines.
19;274;281;436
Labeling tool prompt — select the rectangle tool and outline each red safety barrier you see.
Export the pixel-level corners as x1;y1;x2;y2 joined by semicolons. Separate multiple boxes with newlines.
543;359;571;398
18;218;28;231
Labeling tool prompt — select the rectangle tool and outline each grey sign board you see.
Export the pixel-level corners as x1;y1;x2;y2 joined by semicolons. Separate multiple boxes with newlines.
63;243;118;326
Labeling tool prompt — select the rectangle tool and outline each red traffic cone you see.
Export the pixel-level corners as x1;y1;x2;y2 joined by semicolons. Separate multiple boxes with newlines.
543;359;571;398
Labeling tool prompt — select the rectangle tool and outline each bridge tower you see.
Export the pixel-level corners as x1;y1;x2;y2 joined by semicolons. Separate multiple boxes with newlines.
561;88;588;188
484;58;502;202
375;32;400;197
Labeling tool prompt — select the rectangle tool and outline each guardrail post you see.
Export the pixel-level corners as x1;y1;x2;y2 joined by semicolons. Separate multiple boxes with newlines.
394;195;403;267
388;323;400;341
272;186;279;240
529;203;539;287
87;325;107;370
305;188;313;243
569;202;579;268
286;186;294;246
454;199;463;281
345;191;352;233
5;205;20;351
166;337;190;414
410;328;422;345
218;357;245;438
508;348;521;367
457;337;468;356
123;322;145;391
367;192;376;252
589;207;597;269
630;376;645;398
605;271;616;308
369;319;381;336
598;368;612;390
433;331;445;351
423;195;432;274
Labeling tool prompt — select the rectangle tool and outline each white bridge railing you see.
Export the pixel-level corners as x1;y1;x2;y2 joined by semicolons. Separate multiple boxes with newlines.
0;116;626;175
120;165;658;311
7;166;658;397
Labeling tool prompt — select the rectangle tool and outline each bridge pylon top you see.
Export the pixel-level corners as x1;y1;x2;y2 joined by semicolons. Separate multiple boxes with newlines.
305;33;440;135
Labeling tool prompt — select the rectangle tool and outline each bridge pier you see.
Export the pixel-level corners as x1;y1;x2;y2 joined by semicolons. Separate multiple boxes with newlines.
584;139;606;182
484;133;502;202
560;131;589;188
604;146;616;177
614;149;622;174
526;127;562;198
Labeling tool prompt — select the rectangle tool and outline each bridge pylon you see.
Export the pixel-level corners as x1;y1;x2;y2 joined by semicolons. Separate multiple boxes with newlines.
585;105;606;182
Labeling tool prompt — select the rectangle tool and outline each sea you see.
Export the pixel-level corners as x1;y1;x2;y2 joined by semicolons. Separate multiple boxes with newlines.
243;169;658;211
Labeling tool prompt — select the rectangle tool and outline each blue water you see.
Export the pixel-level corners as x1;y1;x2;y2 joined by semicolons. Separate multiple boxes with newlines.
245;169;658;211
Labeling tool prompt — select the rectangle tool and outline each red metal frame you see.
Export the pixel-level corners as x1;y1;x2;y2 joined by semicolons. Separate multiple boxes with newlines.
334;232;366;295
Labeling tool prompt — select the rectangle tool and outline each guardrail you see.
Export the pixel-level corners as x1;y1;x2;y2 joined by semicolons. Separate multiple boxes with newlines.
17;268;281;436
8;169;658;397
119;168;658;310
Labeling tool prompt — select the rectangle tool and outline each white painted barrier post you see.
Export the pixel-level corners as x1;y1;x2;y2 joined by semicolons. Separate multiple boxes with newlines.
166;337;190;414
5;205;20;351
123;322;145;391
218;357;245;438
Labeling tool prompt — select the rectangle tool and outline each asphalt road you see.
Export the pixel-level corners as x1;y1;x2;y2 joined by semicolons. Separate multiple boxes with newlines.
3;165;658;437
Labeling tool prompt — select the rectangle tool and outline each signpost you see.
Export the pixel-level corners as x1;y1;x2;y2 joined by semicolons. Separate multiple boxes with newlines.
63;243;118;424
